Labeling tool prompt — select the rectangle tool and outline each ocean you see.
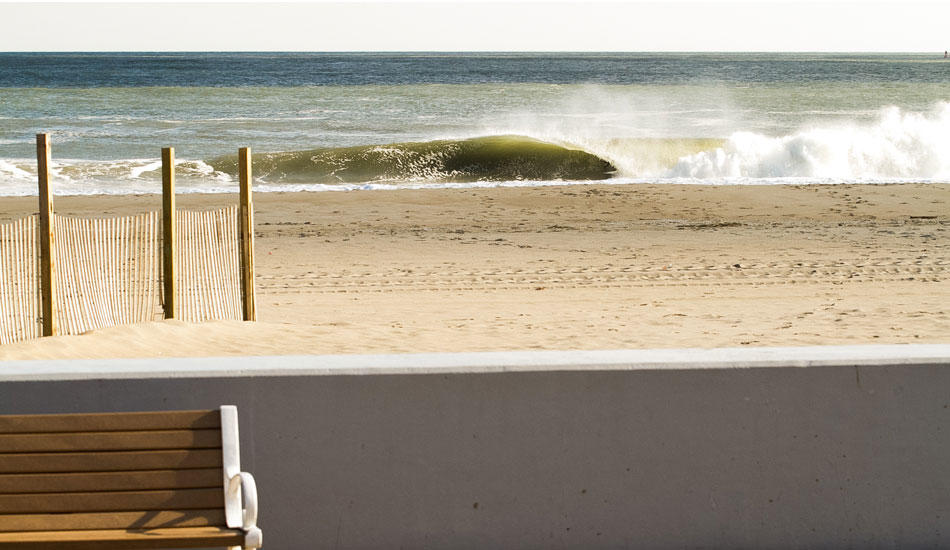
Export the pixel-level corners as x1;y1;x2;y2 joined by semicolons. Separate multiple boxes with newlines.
1;52;948;196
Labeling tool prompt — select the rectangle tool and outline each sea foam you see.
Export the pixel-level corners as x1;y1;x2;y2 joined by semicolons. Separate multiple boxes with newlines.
0;159;32;180
669;103;950;180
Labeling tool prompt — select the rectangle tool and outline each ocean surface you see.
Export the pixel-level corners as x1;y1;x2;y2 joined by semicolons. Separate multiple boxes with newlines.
1;52;949;196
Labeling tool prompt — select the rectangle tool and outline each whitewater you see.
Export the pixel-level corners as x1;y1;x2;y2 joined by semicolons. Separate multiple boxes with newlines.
1;53;948;195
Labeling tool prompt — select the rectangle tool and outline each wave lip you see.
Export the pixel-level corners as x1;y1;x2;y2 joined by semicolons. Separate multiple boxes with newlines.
210;135;617;185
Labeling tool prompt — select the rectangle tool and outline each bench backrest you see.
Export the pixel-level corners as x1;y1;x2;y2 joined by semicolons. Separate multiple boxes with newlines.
0;409;229;532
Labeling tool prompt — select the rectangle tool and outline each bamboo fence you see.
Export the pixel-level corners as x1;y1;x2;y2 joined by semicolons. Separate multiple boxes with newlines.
0;135;255;345
53;212;161;336
0;208;244;342
0;216;40;345
173;206;242;323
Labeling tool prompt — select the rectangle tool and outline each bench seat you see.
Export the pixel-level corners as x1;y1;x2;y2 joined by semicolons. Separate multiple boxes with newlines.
0;407;261;549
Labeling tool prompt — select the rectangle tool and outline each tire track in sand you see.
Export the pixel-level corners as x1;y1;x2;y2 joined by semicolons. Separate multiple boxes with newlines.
257;258;950;294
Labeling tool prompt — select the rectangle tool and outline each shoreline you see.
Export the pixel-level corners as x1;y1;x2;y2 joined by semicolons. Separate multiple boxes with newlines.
2;180;948;216
1;177;948;201
1;183;948;359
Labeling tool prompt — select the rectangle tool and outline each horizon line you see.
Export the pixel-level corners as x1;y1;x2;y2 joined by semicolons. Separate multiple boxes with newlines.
0;50;944;54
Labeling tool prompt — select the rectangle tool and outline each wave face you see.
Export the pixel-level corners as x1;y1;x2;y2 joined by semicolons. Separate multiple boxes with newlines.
211;136;616;184
669;104;950;180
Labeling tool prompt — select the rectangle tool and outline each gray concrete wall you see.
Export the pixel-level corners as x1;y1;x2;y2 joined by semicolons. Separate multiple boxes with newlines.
2;345;950;550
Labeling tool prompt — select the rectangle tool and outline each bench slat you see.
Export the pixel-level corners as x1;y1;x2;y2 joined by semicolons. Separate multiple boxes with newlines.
0;449;223;474
0;509;227;532
0;411;220;435
0;526;244;549
0;488;224;514
0;468;222;494
0;429;221;453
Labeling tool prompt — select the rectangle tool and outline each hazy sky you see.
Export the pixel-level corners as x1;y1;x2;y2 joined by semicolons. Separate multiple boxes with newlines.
2;1;948;52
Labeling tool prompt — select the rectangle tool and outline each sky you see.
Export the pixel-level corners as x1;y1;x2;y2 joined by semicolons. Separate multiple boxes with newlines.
1;1;948;53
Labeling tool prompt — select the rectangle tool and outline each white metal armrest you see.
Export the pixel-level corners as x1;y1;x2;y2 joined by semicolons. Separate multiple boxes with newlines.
228;472;262;548
228;472;259;530
221;405;263;549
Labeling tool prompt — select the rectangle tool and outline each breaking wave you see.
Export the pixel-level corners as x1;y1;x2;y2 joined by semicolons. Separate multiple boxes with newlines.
669;104;950;180
1;104;948;196
209;135;616;184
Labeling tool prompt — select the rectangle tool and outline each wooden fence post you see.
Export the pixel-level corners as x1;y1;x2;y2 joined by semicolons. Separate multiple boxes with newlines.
36;133;57;336
238;147;257;321
162;147;177;319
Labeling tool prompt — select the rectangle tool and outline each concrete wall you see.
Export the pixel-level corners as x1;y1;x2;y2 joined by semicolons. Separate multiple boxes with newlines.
2;345;950;550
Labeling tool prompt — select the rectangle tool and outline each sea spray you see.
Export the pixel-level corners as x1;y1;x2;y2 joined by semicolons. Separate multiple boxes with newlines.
669;103;950;180
481;84;740;177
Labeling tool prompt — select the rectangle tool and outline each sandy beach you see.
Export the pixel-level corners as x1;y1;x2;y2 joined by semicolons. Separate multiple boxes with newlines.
1;183;948;359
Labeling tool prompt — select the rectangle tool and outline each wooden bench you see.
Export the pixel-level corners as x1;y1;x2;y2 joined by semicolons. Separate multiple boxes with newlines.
0;406;262;549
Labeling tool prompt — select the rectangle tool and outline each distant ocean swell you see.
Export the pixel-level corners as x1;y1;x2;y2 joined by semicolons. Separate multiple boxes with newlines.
1;104;948;196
